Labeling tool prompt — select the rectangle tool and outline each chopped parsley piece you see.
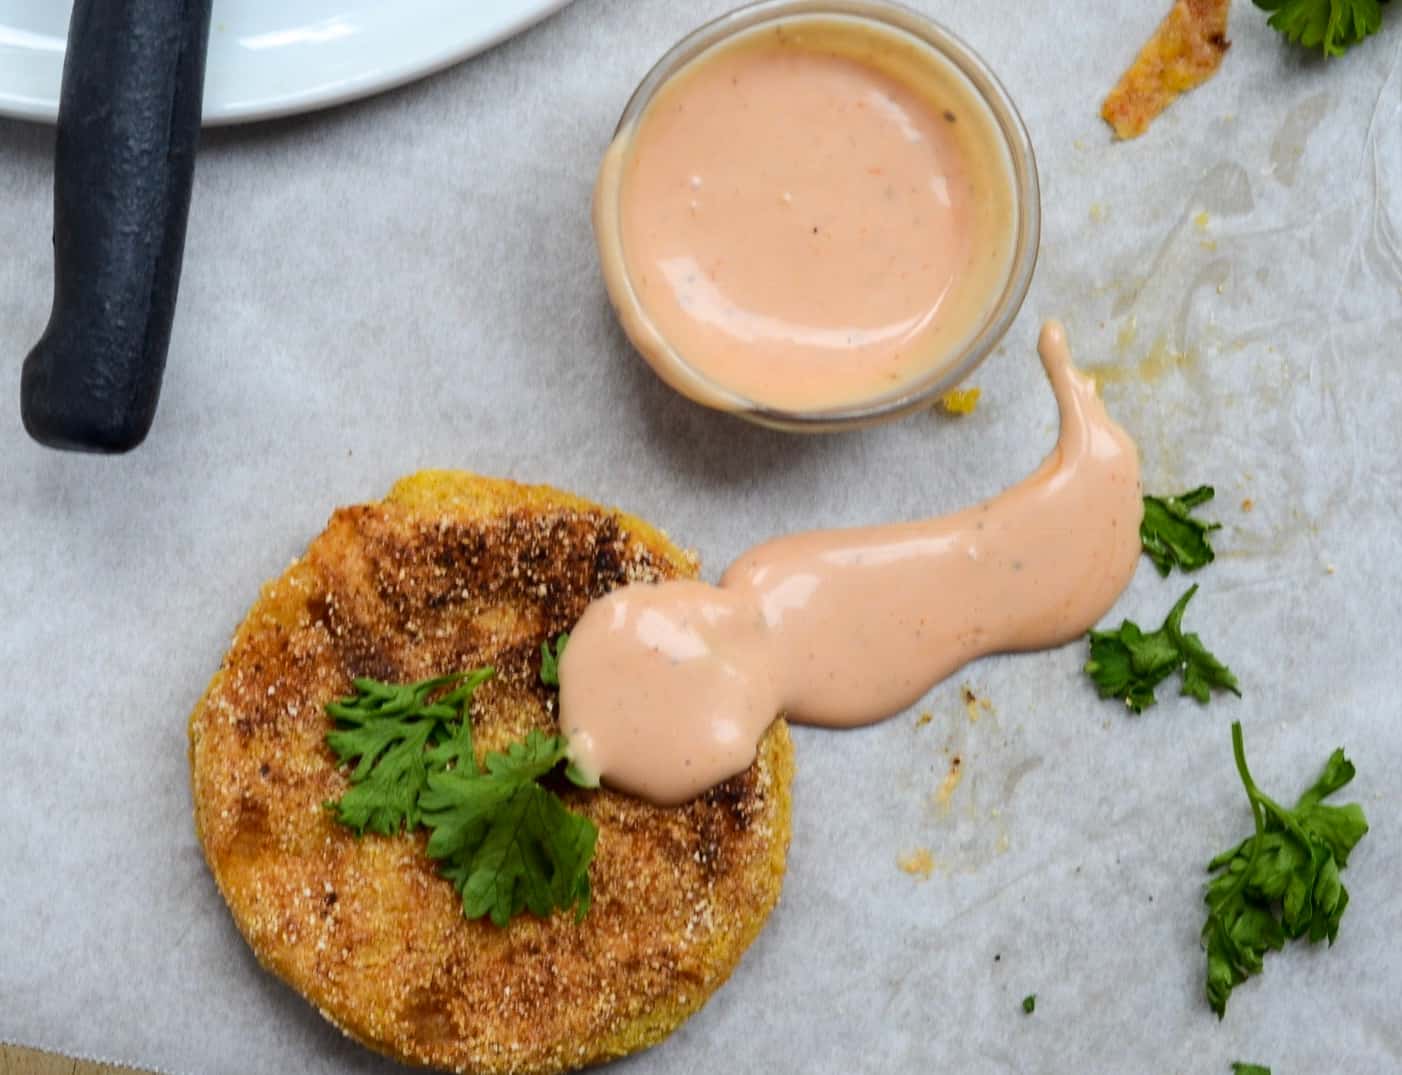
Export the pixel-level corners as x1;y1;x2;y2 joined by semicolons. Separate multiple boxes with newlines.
1021;994;1036;1014
325;668;597;927
1086;585;1240;713
1141;486;1221;575
1253;0;1390;56
421;729;597;928
1203;722;1369;1017
324;670;494;835
540;632;569;688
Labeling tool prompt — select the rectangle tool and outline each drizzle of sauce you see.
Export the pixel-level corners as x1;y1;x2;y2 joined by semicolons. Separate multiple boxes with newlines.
559;323;1142;805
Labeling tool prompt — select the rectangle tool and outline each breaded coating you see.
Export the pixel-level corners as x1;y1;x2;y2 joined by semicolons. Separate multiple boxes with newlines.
1102;0;1231;139
189;471;793;1075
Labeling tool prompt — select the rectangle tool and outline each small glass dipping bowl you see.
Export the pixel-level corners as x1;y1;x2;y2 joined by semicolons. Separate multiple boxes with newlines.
593;0;1041;432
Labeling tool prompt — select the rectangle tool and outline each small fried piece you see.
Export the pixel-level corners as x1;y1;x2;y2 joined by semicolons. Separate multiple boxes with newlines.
938;387;981;415
189;470;793;1075
1102;0;1232;140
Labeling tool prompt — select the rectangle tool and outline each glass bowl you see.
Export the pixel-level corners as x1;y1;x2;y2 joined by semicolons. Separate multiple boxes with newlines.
593;0;1041;432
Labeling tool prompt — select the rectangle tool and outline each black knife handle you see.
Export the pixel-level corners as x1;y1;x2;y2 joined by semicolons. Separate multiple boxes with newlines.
21;0;213;453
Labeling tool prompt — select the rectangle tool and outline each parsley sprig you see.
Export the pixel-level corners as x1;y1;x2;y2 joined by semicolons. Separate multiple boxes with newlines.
422;730;596;927
1254;0;1391;56
1086;585;1240;713
324;662;597;927
325;670;494;835
1141;486;1220;576
540;632;568;688
1202;722;1369;1017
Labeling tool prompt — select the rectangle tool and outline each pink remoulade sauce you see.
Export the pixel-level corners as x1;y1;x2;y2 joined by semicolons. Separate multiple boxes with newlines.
559;323;1143;805
595;15;1019;416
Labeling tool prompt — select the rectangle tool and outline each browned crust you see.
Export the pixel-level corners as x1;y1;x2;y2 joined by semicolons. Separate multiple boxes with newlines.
189;470;793;1075
1102;0;1232;140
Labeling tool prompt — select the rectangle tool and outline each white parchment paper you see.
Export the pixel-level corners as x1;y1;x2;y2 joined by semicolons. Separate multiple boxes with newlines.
2;2;1400;1072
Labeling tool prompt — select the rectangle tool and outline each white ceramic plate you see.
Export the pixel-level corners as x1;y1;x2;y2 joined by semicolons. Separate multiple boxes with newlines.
0;0;576;126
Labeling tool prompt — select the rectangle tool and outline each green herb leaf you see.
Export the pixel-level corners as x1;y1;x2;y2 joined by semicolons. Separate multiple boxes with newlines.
420;730;597;927
1141;486;1221;575
324;670;494;835
324;668;598;928
1253;0;1389;57
1085;618;1182;712
1085;585;1240;713
1231;1064;1271;1075
1202;722;1369;1017
1177;631;1239;703
1021;994;1036;1014
540;632;569;688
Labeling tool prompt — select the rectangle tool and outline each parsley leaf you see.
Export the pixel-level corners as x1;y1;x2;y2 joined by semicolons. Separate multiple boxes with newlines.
1086;585;1240;713
325;669;599;928
1203;722;1369;1017
325;670;494;835
1254;0;1390;56
1141;486;1221;575
1021;994;1036;1014
420;730;597;927
1231;1065;1271;1075
540;632;569;688
537;633;598;788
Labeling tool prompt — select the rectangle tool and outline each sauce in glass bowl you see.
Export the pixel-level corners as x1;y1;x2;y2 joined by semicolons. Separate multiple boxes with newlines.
594;1;1040;430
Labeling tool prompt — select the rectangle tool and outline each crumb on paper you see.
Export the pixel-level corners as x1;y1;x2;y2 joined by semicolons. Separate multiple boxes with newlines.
961;684;993;722
1089;202;1108;223
898;848;936;880
1101;0;1231;140
915;711;933;729
1241;498;1254;512
939;387;981;415
1089;337;1196;392
1115;317;1138;357
935;755;964;809
1194;210;1211;231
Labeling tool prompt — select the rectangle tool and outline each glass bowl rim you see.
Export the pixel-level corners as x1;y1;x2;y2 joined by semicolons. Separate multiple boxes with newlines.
599;0;1042;432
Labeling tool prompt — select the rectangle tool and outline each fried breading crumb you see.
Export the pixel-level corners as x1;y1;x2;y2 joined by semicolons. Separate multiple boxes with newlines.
897;848;936;880
1102;0;1231;140
935;755;964;810
961;685;993;723
939;387;982;415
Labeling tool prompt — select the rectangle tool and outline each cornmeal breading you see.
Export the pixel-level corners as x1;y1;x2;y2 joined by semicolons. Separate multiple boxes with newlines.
1102;0;1231;140
189;471;793;1075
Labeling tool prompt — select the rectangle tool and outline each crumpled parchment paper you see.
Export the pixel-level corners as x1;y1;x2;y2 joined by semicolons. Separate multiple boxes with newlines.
2;2;1399;1071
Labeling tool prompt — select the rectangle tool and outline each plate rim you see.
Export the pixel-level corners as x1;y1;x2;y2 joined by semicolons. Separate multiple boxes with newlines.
0;0;577;126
